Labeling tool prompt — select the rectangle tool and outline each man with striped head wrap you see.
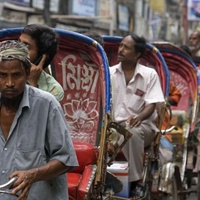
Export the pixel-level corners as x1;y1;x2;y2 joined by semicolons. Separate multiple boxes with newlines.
0;40;31;106
0;39;78;199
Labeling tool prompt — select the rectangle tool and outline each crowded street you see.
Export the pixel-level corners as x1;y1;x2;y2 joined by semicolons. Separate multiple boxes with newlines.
0;0;200;200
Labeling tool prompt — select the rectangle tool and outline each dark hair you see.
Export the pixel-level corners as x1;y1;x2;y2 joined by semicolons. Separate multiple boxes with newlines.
22;24;58;68
80;30;104;47
130;33;146;57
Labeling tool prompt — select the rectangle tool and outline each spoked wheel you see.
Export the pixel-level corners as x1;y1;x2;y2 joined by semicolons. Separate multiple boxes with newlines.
159;164;186;200
162;177;179;200
161;175;184;200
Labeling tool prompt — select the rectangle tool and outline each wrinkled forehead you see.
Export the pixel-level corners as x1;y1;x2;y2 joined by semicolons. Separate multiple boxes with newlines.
121;35;135;47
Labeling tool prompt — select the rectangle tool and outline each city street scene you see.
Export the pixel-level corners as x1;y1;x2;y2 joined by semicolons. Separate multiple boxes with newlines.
0;0;200;199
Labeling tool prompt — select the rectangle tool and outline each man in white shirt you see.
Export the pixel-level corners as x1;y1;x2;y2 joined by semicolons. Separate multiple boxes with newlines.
110;33;164;198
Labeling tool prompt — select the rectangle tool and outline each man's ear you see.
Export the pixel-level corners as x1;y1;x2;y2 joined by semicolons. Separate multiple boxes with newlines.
135;52;141;59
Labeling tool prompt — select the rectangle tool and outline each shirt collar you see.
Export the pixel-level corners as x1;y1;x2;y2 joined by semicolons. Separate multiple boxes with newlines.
20;84;30;109
115;62;144;77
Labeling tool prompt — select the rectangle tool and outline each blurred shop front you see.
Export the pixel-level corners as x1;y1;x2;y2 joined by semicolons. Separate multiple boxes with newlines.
0;0;132;36
0;0;33;29
0;0;183;42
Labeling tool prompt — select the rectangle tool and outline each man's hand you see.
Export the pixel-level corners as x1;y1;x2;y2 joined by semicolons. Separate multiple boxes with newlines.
8;160;69;199
28;55;47;87
128;115;142;127
127;103;156;128
9;169;38;200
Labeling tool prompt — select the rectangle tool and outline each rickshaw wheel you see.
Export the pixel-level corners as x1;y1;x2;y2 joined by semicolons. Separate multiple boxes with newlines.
161;176;183;200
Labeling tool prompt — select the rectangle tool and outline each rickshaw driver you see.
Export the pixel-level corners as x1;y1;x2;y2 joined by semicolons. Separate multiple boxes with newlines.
0;40;78;200
109;33;165;199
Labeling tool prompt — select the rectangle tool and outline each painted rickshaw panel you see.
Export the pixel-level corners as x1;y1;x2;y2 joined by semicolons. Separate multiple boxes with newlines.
152;42;199;131
53;29;111;145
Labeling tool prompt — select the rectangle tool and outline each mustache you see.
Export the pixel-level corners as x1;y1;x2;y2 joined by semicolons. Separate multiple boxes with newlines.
4;88;16;92
118;52;124;57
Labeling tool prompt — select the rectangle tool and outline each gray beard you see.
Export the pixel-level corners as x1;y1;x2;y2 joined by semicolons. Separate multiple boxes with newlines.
189;45;200;51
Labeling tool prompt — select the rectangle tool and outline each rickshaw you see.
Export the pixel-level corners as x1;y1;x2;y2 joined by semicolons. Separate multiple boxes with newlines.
102;36;174;200
152;41;199;199
0;28;113;199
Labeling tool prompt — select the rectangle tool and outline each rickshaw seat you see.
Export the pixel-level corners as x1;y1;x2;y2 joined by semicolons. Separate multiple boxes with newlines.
67;142;98;200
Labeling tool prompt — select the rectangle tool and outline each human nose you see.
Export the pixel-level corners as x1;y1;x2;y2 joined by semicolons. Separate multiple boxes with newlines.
118;45;123;53
6;77;14;87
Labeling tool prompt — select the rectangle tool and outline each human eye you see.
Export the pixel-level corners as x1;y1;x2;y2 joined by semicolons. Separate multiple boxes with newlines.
0;72;6;78
13;72;22;79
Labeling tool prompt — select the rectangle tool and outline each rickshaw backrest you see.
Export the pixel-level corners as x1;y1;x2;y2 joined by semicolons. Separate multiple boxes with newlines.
0;28;20;42
160;51;197;112
52;30;110;145
152;42;199;134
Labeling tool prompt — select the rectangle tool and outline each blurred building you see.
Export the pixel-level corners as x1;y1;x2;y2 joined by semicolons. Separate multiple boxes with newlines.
0;0;185;43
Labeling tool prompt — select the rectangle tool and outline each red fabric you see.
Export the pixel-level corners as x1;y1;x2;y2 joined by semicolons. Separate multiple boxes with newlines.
77;165;95;199
68;142;98;199
71;142;98;173
68;173;82;200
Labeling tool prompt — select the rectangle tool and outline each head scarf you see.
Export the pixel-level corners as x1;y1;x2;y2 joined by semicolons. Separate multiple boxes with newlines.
0;40;31;68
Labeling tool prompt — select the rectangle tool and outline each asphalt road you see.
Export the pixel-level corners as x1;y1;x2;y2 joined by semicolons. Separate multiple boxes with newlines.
186;185;197;200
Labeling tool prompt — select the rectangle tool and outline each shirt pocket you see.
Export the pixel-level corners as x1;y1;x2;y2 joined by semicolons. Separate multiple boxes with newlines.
126;93;145;113
15;148;46;170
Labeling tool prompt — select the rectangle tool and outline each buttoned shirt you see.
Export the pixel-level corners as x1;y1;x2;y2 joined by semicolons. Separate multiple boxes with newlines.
110;62;165;131
38;70;64;102
0;85;78;200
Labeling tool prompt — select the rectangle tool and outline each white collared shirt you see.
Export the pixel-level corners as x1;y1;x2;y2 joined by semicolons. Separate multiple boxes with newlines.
110;62;165;131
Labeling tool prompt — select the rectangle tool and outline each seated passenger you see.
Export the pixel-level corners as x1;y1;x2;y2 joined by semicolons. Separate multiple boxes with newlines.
109;33;164;198
19;24;64;101
162;82;182;131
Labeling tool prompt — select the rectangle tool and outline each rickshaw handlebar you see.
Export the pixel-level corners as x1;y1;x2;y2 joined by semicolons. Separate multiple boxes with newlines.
161;125;177;134
0;177;17;189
